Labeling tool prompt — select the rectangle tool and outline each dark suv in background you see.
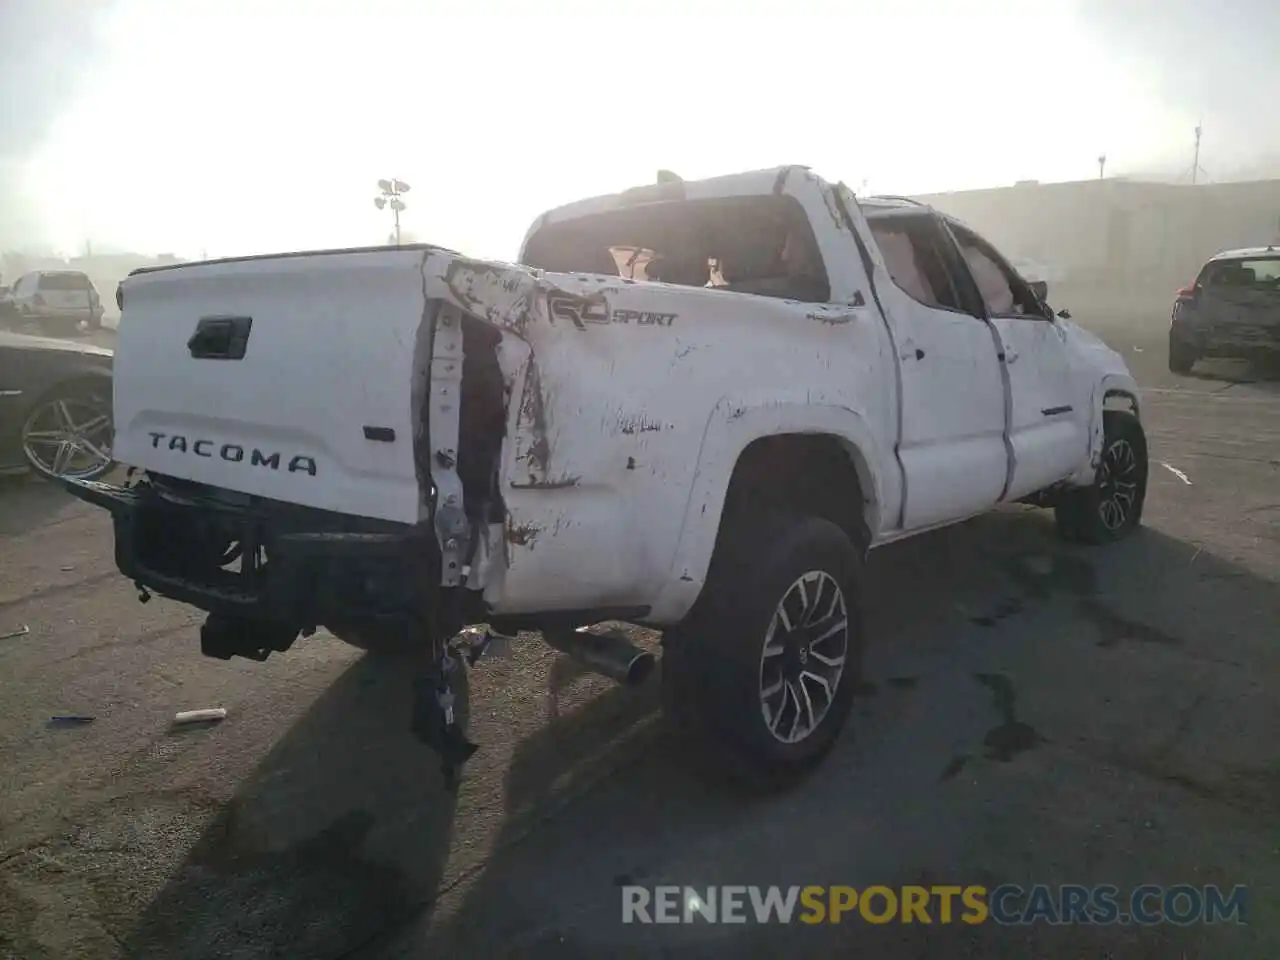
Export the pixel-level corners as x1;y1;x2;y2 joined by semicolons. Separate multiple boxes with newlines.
1170;247;1280;374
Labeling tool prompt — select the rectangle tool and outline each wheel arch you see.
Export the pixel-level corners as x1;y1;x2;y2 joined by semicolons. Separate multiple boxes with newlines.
1067;373;1140;485
648;399;892;624
29;367;112;405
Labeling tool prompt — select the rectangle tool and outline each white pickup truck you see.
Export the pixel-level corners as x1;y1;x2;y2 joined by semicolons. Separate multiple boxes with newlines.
63;166;1147;789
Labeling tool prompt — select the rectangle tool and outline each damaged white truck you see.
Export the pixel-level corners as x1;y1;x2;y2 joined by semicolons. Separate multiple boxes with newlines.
63;166;1147;789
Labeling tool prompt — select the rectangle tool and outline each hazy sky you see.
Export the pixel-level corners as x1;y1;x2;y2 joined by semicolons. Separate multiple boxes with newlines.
3;0;1277;260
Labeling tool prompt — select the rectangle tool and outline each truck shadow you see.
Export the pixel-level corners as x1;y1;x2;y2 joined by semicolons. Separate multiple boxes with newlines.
119;509;1278;959
396;509;1278;959
121;653;464;960
0;474;86;537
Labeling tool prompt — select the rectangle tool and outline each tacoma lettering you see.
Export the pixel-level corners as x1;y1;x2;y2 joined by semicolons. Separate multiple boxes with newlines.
145;433;316;475
251;449;280;469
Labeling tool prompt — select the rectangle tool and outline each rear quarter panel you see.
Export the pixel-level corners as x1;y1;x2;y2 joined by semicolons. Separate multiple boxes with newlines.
469;276;898;622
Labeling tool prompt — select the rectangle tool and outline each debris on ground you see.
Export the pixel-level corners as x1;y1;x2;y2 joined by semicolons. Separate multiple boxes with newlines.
173;707;227;725
1;624;30;640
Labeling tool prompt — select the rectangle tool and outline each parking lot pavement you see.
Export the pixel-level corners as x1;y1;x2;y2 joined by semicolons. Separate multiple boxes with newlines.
1;323;1278;959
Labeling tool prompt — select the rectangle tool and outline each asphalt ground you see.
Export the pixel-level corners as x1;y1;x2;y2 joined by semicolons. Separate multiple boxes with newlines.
1;311;1277;959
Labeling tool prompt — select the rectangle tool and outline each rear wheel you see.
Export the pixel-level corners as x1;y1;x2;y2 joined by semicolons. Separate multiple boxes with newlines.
21;381;114;481
662;513;863;790
1055;410;1148;544
1168;333;1197;374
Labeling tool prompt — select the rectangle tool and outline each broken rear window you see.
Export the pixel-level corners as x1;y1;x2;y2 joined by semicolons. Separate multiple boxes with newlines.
521;194;830;303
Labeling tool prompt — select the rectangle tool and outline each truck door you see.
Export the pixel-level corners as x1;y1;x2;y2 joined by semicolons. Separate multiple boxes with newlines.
866;213;1009;530
944;221;1087;501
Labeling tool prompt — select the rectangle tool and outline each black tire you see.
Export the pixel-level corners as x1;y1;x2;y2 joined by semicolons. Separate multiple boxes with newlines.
1055;410;1148;545
1168;334;1197;375
661;512;864;790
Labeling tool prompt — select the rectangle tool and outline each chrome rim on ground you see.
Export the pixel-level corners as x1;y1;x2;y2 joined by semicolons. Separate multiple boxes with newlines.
1097;437;1140;531
758;570;850;745
22;395;114;479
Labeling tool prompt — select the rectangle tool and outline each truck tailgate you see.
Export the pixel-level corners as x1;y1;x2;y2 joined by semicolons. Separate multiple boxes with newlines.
113;250;432;523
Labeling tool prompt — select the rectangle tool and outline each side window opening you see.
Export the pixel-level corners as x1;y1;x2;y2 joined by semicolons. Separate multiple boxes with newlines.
949;224;1043;318
868;217;962;312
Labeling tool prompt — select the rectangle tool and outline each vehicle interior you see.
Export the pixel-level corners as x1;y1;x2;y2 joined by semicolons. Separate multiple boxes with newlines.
521;194;832;303
1204;258;1280;292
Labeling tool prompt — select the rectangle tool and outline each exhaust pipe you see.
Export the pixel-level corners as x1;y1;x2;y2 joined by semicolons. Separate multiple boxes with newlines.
542;627;656;686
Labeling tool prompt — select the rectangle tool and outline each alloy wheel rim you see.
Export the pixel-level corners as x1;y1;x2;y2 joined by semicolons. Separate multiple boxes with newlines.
759;570;849;745
1097;438;1139;531
22;395;113;479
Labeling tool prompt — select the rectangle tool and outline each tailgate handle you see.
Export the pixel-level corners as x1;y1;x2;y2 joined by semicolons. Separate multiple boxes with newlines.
188;316;252;360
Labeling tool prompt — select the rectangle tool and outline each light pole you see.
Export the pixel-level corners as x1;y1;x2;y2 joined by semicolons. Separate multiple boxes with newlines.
1191;124;1205;185
374;178;410;245
1097;154;1106;180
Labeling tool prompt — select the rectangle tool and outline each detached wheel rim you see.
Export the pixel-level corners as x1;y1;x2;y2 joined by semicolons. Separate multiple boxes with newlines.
22;394;113;479
759;570;849;745
1097;437;1139;531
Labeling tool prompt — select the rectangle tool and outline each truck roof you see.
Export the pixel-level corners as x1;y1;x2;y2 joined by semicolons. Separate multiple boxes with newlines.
859;196;985;238
1207;245;1280;262
525;165;814;232
858;196;935;216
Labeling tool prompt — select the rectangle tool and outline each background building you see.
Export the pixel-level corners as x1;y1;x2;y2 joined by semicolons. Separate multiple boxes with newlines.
911;178;1280;317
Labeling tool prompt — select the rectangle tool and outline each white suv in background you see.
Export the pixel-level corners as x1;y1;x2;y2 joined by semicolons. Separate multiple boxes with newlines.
5;270;105;337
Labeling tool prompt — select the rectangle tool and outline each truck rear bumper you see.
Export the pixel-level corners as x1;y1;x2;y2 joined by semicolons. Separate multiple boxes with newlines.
60;477;438;629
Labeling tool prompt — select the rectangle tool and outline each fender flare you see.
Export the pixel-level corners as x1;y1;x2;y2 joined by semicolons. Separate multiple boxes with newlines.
648;398;893;623
1074;373;1141;483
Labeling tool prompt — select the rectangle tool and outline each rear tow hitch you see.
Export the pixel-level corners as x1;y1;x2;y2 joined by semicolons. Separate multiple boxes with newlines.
200;613;300;662
410;626;513;791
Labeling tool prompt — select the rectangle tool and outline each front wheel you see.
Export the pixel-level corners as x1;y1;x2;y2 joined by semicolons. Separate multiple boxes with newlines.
662;513;863;790
1055;410;1148;544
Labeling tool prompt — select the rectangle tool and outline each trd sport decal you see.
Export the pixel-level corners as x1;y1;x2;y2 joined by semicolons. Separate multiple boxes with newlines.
547;296;676;330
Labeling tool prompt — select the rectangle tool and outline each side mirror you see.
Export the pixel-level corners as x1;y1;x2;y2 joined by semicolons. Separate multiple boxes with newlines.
1029;279;1048;302
1056;308;1072;320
